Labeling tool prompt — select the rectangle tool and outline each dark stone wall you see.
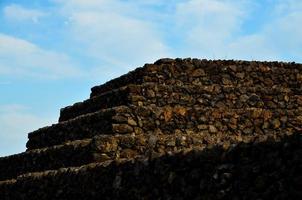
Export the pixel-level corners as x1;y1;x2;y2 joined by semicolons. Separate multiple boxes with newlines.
59;85;132;122
1;133;207;181
61;82;302;122
28;101;302;150
2;58;301;199
0;139;93;181
34;73;302;150
1;133;301;200
26;106;131;149
90;59;302;98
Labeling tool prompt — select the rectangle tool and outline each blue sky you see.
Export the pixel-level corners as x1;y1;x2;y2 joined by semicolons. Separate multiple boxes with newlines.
0;0;301;156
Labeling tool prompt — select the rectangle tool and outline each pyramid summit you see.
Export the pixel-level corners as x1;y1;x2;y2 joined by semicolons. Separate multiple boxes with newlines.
1;58;302;199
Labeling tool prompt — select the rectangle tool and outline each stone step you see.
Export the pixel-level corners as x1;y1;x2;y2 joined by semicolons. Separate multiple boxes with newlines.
1;133;209;181
60;82;302;122
129;106;302;139
59;84;133;122
90;58;302;98
1;132;301;199
26;106;136;150
27;104;302;150
0;139;92;181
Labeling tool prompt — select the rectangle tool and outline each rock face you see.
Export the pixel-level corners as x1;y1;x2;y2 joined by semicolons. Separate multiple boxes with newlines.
0;58;302;199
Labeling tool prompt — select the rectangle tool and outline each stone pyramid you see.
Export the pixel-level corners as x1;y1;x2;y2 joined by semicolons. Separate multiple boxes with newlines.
1;58;302;199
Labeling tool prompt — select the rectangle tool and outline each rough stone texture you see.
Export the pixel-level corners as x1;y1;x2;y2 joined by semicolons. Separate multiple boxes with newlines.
91;59;302;97
0;133;301;200
0;139;93;181
59;85;132;122
60;83;302;122
26;106;133;149
0;133;208;181
28;104;302;150
0;58;302;199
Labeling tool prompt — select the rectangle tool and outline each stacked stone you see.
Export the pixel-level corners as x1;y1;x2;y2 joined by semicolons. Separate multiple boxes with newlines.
0;58;302;199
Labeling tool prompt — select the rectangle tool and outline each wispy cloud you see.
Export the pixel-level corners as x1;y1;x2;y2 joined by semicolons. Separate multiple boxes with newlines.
0;81;11;85
226;0;302;62
3;4;47;23
0;104;56;156
166;0;302;62
0;33;83;79
0;104;55;137
173;0;252;58
55;0;170;72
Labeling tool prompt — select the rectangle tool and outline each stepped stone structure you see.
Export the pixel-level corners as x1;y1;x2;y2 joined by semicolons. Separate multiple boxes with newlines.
1;58;302;199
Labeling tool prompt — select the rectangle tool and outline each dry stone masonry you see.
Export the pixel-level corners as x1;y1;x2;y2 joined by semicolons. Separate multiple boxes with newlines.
0;58;302;199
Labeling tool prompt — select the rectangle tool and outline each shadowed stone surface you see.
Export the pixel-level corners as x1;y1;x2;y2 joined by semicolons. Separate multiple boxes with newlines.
0;58;301;199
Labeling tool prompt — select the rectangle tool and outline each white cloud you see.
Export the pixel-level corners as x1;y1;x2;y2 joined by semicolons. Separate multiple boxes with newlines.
0;33;83;79
274;0;302;14
227;34;279;61
3;4;47;23
268;8;302;56
0;81;11;85
55;0;170;72
2;0;300;82
171;0;302;62
174;0;250;58
71;11;168;66
0;104;55;138
0;104;56;156
226;0;302;62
